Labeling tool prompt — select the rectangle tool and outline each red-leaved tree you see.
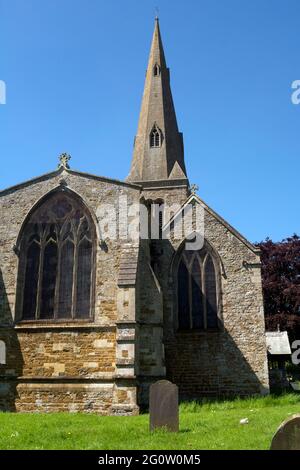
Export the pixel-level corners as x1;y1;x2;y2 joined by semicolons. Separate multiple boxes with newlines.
257;234;300;340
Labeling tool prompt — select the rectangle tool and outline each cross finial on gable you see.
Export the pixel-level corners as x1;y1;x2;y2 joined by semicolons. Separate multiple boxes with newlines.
190;183;199;195
58;153;71;169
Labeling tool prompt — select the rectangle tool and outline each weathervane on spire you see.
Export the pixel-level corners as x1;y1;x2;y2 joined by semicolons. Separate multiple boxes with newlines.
190;183;199;195
155;6;159;20
58;153;71;170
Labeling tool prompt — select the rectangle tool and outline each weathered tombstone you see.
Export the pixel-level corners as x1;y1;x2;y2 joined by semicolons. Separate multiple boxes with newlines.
149;380;179;432
270;415;300;450
0;340;6;365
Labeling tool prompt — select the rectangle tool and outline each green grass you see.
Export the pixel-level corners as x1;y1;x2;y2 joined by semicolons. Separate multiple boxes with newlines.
0;394;299;450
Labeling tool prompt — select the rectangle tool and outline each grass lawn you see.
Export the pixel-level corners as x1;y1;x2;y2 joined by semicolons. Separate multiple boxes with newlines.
0;394;299;450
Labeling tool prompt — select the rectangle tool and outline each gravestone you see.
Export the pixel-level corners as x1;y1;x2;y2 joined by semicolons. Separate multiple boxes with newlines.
270;415;300;450
0;340;5;365
149;380;179;432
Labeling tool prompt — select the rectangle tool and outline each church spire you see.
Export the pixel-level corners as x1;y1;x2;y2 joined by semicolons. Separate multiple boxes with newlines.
127;19;187;183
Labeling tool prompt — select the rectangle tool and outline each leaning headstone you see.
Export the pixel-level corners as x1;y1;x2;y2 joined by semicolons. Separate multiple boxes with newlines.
270;415;300;450
149;380;179;432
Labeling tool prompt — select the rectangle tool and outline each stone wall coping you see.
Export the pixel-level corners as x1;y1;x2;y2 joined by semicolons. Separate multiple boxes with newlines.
164;193;261;255
0;167;142;197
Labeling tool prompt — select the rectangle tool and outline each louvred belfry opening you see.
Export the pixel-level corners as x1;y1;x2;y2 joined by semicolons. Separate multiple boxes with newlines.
150;125;162;148
153;63;161;76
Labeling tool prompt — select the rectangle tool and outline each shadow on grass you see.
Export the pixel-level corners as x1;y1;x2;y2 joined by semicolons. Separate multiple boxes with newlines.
140;392;300;417
150;427;191;435
178;392;300;413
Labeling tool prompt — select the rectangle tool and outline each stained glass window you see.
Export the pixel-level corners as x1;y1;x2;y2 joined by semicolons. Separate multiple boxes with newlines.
18;191;95;320
177;247;219;330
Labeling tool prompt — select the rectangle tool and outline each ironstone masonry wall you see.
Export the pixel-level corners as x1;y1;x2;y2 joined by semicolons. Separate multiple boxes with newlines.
0;170;270;412
164;207;270;398
0;169;141;413
137;184;270;403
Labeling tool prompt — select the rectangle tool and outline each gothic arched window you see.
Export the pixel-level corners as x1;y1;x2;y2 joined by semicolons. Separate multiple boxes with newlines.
153;63;161;76
177;247;219;330
150;125;162;148
17;191;95;321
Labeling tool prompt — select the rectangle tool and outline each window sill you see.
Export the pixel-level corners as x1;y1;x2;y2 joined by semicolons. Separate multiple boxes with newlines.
14;320;115;330
16;318;91;325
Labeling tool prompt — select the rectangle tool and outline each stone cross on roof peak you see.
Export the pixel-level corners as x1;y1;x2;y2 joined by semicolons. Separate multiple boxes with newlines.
190;183;199;195
58;153;71;170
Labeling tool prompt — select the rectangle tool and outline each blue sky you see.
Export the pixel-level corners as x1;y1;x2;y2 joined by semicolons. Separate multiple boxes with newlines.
1;0;299;242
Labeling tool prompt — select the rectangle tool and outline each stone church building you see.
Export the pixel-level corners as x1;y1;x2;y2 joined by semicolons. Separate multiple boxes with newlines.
0;20;269;414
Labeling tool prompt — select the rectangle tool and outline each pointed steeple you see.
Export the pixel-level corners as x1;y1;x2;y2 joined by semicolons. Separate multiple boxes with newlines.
127;19;187;182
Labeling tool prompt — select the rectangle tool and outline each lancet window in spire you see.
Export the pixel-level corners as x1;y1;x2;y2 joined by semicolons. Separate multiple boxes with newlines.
153;63;161;76
150;125;162;148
